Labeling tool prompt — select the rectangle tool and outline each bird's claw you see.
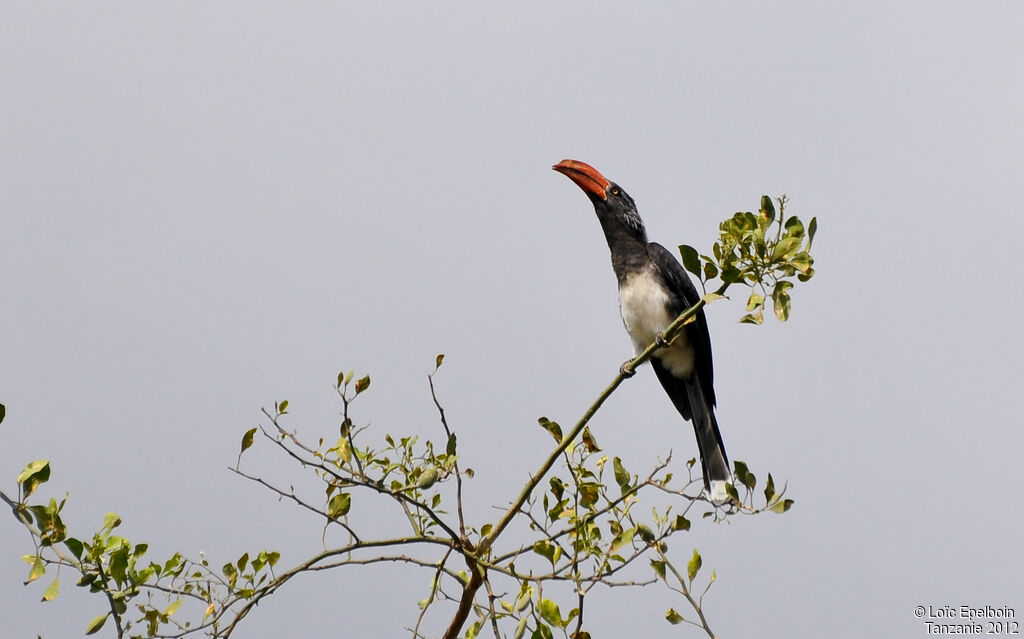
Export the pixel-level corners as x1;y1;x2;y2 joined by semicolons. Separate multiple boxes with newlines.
619;361;636;378
655;333;670;348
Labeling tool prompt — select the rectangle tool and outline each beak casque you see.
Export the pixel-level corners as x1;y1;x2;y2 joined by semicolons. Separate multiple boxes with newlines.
553;159;610;201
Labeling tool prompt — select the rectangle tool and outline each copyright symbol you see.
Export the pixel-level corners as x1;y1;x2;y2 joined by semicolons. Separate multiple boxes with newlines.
915;606;926;618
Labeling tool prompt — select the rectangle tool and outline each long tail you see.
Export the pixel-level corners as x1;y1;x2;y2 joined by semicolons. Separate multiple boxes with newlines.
683;375;731;497
650;359;731;499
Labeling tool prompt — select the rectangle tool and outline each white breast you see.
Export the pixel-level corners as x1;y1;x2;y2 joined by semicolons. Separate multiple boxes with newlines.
618;269;695;377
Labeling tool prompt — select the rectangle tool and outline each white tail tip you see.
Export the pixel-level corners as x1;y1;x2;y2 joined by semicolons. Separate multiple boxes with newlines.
705;479;732;505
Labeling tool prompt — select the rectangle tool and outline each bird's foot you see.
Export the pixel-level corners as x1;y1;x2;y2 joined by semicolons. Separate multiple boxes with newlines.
619;360;636;378
655;333;671;348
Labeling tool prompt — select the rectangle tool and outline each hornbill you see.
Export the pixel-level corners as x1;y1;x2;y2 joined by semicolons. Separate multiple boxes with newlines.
553;159;731;502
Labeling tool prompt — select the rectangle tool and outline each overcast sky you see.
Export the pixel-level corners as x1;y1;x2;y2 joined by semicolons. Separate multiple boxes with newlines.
3;3;1022;638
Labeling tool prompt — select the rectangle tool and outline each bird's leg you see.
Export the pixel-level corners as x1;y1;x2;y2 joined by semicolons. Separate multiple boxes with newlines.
619;360;636;378
655;332;671;348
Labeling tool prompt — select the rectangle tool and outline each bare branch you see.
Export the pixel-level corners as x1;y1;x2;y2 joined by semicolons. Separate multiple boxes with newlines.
428;370;466;538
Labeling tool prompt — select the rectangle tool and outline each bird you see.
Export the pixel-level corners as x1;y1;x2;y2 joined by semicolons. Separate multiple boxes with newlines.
553;159;731;502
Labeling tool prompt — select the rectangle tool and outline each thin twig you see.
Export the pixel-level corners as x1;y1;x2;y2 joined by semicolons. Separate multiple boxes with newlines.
412;546;453;638
260;415;462;542
428;369;466;538
660;550;716;638
229;467;360;541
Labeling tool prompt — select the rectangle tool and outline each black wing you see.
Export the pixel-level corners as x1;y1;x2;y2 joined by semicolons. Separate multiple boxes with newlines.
645;242;716;407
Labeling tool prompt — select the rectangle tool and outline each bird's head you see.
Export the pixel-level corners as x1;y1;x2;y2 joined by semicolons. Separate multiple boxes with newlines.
553;159;645;238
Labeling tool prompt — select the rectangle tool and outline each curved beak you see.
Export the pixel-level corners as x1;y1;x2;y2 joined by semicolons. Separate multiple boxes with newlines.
553;159;610;201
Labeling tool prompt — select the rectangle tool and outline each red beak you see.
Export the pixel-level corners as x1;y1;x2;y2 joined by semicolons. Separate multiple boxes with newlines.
553;159;610;201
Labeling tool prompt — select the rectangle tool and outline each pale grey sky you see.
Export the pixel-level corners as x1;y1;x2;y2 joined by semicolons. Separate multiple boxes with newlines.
3;3;1022;637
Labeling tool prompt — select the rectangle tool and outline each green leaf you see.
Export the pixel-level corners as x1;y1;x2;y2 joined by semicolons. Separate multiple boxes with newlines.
548;477;565;501
759;195;775;222
165;598;182;616
808;216;817;247
733;460;752;489
531;623;554;639
772;281;793;322
725;482;740;503
637;523;655;543
578;482;599;508
672;514;691;531
26;556;45;582
446;433;457;456
739;309;764;325
239;428;257;456
784;215;804;238
514;584;533;611
610;527;636;553
745;292;764;312
790;252;813;274
743;469;756;490
417;468;439;489
679;244;702;278
651;559;666;580
537;417;562;443
100;512;122;534
580;426;600;453
764;473;776;503
514;616;529;639
770;498;795;514
532;540;560;567
85;613;108;635
278;399;289;414
612;457;630;494
109;543;129;586
336;371;345;389
720;262;743;284
435;353;445;369
771;236;801;260
41;577;59;602
64;538;84;560
538;598;563;627
666;608;685;625
17;460;51;498
687;548;702;582
355;375;371;394
327;493;352;518
162;552;183;576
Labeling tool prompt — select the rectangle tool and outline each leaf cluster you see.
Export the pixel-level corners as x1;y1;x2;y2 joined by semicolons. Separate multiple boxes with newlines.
9;460;282;638
680;194;816;323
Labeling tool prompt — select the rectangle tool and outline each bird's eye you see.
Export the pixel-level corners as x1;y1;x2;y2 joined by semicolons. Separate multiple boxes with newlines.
611;187;620;196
